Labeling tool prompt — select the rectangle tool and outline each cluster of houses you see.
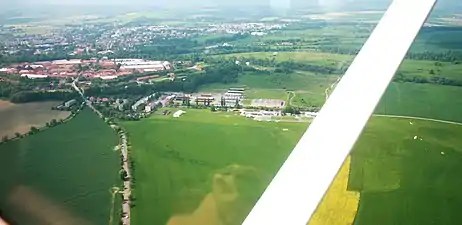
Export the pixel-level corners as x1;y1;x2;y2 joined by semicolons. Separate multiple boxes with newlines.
142;94;176;113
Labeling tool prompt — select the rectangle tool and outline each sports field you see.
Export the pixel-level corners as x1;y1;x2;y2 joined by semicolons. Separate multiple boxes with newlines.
0;108;120;225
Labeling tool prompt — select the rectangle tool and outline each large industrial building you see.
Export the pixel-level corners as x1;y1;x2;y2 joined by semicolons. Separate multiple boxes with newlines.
115;59;172;72
222;88;245;107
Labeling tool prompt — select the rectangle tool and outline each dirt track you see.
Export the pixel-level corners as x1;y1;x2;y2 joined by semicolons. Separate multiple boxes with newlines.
373;114;462;126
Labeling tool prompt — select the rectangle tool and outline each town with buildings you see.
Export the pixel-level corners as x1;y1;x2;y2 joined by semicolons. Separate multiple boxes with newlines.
0;58;172;80
0;21;287;61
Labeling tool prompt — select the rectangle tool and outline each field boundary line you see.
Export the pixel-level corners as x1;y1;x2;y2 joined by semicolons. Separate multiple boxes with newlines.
373;114;462;126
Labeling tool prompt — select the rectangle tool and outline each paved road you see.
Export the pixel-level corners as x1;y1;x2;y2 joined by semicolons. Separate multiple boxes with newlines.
73;79;131;225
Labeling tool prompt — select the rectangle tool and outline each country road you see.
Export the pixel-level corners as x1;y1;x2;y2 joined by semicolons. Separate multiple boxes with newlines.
325;76;342;101
72;79;132;225
373;114;462;126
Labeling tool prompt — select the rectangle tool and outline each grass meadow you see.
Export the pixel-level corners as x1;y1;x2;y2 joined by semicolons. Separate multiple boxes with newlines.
123;103;462;225
123;109;308;225
224;51;462;82
199;70;338;107
376;82;462;123
0;108;120;225
350;116;462;225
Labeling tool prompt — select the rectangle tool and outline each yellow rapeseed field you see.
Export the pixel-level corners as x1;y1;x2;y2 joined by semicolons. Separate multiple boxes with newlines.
307;156;360;225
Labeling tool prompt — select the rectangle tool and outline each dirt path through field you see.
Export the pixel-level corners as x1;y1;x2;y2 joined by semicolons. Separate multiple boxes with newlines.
325;76;342;101
373;114;462;126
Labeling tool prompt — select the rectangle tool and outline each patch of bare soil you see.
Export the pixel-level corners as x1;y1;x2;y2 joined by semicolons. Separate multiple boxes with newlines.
0;100;71;138
167;165;267;225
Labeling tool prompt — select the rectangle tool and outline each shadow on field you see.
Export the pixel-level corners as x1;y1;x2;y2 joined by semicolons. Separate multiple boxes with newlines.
166;164;269;225
3;186;92;225
350;138;462;225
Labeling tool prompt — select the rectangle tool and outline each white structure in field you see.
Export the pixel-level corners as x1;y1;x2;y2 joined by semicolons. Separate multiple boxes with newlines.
64;99;77;108
304;111;319;118
20;74;48;79
173;110;185;118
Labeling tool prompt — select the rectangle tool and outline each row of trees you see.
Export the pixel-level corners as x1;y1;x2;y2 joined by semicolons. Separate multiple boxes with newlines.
212;56;344;75
0;75;77;103
9;90;78;103
320;46;462;63
394;73;462;87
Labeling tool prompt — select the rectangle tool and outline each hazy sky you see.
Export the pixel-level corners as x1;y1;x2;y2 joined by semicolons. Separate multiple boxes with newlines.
8;0;380;6
4;0;461;10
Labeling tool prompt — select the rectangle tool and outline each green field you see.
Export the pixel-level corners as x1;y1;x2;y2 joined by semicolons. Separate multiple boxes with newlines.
0;108;120;225
350;116;462;225
376;82;462;123
122;109;308;225
224;51;462;82
199;70;338;107
123;105;462;225
224;51;353;68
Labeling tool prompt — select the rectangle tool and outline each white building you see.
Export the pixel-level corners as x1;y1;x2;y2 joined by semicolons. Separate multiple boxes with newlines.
65;99;77;108
304;111;319;118
99;75;118;80
121;65;166;70
145;105;152;113
52;59;82;65
173;110;185;118
21;74;48;79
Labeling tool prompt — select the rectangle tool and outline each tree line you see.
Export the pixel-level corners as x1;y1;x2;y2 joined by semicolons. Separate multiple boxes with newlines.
9;90;78;103
209;56;344;75
394;72;462;87
0;75;79;103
